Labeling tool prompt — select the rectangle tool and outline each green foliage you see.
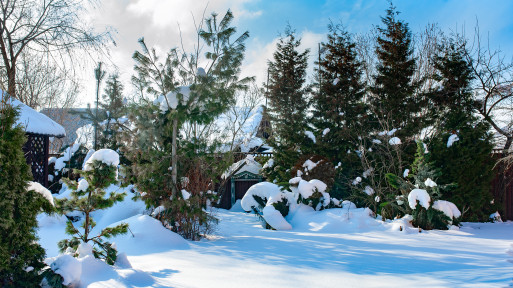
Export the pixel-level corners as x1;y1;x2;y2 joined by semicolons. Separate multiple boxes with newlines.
427;41;496;221
370;3;423;137
411;203;452;230
56;156;128;265
311;22;369;191
264;25;311;184
0;100;53;287
384;141;460;230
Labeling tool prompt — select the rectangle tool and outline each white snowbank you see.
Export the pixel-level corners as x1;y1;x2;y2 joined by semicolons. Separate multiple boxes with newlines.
47;254;82;286
262;205;292;230
408;189;431;209
27;181;54;206
447;134;459;147
181;189;191;200
431;200;461;219
84;149;120;171
241;182;293;230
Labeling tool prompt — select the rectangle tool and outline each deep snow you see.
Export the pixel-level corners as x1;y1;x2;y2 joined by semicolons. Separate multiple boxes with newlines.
37;193;513;288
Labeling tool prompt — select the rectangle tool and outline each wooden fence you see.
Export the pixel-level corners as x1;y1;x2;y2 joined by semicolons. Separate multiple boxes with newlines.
490;150;513;220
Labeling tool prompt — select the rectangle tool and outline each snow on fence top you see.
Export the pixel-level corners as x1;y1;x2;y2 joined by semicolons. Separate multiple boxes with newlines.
4;94;65;137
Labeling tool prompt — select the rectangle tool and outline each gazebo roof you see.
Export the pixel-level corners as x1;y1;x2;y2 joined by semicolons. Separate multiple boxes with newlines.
4;93;66;138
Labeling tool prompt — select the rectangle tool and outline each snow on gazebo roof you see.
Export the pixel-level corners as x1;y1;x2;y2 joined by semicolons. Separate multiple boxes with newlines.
4;94;66;137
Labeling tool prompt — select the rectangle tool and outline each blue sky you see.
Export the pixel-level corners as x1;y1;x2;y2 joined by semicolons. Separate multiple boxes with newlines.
82;0;513;105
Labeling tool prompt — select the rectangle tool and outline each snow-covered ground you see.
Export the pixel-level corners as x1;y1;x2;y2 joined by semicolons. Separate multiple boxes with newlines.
38;196;513;288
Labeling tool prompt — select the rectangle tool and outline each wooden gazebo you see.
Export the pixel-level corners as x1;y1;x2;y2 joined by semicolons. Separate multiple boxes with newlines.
8;97;66;187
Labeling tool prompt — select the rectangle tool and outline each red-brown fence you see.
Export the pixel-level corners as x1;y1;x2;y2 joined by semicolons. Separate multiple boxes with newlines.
491;150;513;220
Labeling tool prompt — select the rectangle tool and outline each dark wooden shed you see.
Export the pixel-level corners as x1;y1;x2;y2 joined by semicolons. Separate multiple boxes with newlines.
219;156;263;209
8;97;66;187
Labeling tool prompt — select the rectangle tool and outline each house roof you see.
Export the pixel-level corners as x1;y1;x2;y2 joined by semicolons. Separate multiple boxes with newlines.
4;93;66;137
222;155;263;179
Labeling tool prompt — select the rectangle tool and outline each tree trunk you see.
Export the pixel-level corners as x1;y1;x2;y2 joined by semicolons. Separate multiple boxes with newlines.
7;65;15;98
504;136;512;151
171;118;178;198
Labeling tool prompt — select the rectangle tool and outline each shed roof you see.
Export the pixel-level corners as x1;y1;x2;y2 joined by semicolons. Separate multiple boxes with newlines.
4;93;66;137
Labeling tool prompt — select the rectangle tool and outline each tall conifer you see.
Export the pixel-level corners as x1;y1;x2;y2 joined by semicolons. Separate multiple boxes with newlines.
264;26;310;183
371;4;422;136
0;98;53;287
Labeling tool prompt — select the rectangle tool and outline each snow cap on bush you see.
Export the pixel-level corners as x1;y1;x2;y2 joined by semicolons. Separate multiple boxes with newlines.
432;200;461;219
408;189;431;209
84;149;120;171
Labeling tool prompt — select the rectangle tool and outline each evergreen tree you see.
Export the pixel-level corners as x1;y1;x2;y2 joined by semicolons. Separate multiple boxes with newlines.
311;22;368;199
98;73;127;153
56;149;128;265
122;10;249;239
370;4;422;137
0;98;53;287
264;26;311;183
427;41;496;221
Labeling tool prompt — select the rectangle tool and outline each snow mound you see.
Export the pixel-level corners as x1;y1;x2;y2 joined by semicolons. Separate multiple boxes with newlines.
432;200;461;220
28;181;54;206
241;182;293;230
111;215;189;255
84;149;120;171
263;205;292;230
47;254;82;286
408;189;431;209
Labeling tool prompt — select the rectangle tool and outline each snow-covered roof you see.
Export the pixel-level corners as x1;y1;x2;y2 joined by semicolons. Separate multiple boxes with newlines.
5;94;66;137
222;155;262;179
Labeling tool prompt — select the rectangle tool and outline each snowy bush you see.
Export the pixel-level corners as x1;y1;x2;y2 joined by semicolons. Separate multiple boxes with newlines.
385;141;462;230
294;179;331;211
47;143;91;194
241;182;292;230
151;158;219;240
56;149;128;265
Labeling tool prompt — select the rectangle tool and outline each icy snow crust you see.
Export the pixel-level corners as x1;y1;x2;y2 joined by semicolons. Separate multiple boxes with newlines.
38;185;513;287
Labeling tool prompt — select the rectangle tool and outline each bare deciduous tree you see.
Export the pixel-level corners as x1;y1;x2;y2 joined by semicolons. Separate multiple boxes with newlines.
464;26;513;150
0;0;110;98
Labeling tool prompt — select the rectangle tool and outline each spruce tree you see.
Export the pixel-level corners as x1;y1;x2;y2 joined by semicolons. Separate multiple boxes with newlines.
427;41;496;221
56;149;128;265
98;74;126;153
264;26;311;183
370;4;422;137
0;99;53;287
311;22;367;198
